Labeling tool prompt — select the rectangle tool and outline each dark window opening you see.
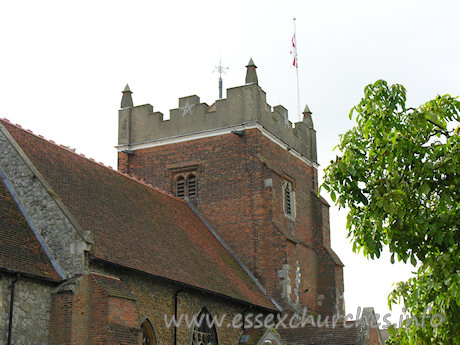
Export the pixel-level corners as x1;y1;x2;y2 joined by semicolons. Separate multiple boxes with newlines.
190;308;218;345
187;174;196;198
176;176;185;199
284;180;295;218
141;320;156;345
174;173;197;201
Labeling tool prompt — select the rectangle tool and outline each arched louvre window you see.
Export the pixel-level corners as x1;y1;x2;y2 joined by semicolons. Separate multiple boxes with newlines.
176;176;186;199
190;308;218;345
187;174;197;198
141;319;156;345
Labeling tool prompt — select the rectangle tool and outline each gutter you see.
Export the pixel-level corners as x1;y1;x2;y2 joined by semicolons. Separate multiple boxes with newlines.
88;255;277;314
0;267;61;285
7;273;20;345
174;289;183;345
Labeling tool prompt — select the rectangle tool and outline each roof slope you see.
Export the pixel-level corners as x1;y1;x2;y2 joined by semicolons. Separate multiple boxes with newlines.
0;179;61;281
278;324;360;345
1;120;275;310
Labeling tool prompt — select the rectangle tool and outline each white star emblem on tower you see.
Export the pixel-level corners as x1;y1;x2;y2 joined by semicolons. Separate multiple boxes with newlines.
180;101;195;116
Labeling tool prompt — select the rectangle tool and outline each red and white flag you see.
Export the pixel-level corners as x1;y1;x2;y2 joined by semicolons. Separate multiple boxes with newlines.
290;34;297;67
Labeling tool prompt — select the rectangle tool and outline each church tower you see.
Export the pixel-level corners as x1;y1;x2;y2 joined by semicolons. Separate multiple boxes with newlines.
117;59;344;316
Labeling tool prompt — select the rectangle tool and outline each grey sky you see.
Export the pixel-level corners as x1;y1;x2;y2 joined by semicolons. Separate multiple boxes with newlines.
1;0;459;325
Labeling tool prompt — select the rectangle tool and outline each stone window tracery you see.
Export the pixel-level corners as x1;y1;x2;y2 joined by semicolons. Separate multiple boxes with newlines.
190;307;218;345
141;319;156;345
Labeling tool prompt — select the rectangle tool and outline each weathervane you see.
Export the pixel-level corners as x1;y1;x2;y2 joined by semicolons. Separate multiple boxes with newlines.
213;58;229;99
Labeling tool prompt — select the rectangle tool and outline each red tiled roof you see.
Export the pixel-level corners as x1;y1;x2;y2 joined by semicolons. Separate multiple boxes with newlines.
109;323;139;345
278;324;360;345
91;273;136;300
0;179;61;281
1;120;276;310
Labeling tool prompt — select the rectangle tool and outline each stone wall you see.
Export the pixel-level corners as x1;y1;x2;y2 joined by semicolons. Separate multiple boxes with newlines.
0;273;54;345
0;125;91;279
90;262;271;345
118;83;317;163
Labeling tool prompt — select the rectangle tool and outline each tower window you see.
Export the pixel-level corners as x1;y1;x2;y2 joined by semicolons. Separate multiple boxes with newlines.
175;176;186;199
283;180;295;218
174;173;198;201
187;174;196;198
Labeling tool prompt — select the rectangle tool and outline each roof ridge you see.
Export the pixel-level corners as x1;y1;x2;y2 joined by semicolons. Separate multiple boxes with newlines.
0;118;184;203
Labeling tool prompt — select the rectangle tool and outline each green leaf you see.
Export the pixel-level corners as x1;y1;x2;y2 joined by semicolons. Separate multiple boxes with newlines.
330;191;336;203
349;107;355;120
323;81;460;342
388;325;396;336
435;232;444;245
421;182;430;195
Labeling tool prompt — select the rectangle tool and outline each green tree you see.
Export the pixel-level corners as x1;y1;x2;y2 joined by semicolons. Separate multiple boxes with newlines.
322;80;459;344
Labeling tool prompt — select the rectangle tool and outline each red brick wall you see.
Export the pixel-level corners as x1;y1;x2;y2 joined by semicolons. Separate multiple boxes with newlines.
297;245;318;308
321;202;331;247
50;291;74;344
90;276;111;344
118;131;262;275
118;151;129;175
108;297;138;328
335;265;345;313
118;128;343;315
90;262;271;345
367;326;381;345
90;274;140;344
50;275;92;345
50;274;140;345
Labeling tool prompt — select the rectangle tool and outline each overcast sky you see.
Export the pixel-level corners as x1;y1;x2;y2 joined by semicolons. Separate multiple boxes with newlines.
1;0;459;326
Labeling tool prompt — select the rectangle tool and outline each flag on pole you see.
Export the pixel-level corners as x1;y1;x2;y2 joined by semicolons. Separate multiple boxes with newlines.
292;17;301;121
291;34;297;67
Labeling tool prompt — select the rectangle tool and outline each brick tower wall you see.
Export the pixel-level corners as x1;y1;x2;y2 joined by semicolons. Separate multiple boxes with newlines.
118;128;342;315
116;80;344;316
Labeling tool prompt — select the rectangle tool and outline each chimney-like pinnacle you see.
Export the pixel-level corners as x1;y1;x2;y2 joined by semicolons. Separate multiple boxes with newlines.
303;104;314;129
245;58;258;84
121;84;133;108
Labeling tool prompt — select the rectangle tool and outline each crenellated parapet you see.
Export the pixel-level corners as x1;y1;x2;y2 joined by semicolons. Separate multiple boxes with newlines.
118;60;317;163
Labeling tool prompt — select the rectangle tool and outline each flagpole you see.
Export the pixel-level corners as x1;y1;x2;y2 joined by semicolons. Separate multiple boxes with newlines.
294;17;301;122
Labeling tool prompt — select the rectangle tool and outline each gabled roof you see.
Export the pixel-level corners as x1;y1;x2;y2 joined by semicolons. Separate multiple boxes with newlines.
0;119;276;310
0;178;61;281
